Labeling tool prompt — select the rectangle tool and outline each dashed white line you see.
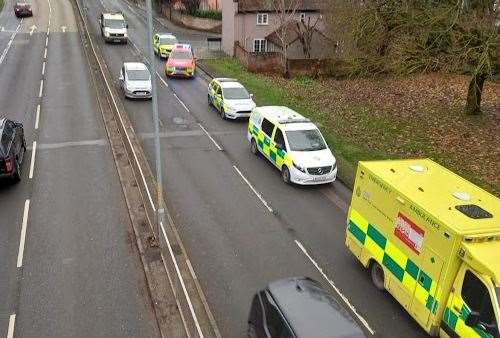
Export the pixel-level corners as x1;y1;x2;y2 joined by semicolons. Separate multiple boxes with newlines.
45;36;49;46
38;79;44;98
156;71;168;87
41;61;46;75
198;123;223;151
43;48;47;59
173;93;190;112
29;141;37;179
35;104;41;129
233;165;274;213
0;20;23;66
16;199;31;268
294;240;375;335
7;314;16;338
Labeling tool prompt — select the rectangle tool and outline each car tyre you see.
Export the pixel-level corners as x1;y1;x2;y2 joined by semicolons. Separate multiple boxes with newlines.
247;323;257;338
207;94;211;106
282;166;291;184
370;261;385;291
250;139;258;155
220;108;226;120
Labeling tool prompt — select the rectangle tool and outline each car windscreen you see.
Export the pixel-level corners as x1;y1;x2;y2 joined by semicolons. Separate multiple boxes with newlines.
104;19;126;29
170;50;192;60
160;37;177;45
286;129;327;151
127;69;150;81
223;87;250;100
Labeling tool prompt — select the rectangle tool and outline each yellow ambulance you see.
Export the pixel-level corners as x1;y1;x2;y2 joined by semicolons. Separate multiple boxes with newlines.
345;159;499;337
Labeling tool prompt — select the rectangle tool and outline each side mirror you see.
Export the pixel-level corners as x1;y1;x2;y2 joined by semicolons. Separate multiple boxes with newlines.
119;73;124;81
465;311;481;328
126;24;129;28
250;93;254;99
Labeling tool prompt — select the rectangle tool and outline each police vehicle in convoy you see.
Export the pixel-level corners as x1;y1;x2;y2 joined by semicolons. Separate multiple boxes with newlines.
208;78;256;120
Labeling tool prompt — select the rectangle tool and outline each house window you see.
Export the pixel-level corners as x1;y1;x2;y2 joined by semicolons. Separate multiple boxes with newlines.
253;39;267;53
300;13;306;22
257;13;268;25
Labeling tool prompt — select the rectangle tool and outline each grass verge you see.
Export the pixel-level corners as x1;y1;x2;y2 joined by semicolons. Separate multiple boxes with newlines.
199;58;500;195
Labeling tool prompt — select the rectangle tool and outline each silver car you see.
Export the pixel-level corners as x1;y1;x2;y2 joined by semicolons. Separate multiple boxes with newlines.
119;62;152;99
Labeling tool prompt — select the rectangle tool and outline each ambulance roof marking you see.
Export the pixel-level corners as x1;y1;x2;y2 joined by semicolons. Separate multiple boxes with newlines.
361;159;500;236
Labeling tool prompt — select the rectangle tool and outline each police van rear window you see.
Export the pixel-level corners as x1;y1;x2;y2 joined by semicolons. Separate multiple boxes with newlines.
455;204;493;219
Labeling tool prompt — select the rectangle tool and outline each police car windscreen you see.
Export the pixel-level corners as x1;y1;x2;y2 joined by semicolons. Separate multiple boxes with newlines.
128;69;150;81
160;37;177;45
286;129;326;151
105;19;126;29
170;50;192;60
223;87;250;100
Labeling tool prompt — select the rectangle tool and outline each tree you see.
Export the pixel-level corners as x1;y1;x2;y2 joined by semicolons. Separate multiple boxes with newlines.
266;0;300;77
180;0;200;15
294;16;320;59
326;0;499;113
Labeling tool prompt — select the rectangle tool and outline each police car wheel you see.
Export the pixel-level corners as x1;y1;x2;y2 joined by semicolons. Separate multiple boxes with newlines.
207;95;211;106
250;139;258;155
220;108;226;120
282;166;291;184
370;261;385;290
247;323;257;338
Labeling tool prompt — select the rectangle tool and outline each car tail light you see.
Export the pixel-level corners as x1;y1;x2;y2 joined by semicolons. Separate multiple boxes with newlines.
4;157;12;172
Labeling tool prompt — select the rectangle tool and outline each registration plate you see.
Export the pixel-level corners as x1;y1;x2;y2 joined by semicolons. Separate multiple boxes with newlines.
114;39;120;42
312;176;329;182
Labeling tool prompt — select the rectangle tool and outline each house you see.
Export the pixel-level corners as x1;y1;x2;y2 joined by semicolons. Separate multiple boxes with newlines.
222;0;331;61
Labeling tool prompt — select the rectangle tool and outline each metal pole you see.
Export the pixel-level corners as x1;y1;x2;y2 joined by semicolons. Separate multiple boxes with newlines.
145;0;165;241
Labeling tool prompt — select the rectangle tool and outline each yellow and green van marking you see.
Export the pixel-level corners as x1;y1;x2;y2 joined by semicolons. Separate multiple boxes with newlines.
348;208;439;314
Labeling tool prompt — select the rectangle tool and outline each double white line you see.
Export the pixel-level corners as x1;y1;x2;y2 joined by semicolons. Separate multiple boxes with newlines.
0;20;23;66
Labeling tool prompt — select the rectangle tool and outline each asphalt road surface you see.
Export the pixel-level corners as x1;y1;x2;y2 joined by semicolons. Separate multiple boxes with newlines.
0;0;159;336
79;0;429;337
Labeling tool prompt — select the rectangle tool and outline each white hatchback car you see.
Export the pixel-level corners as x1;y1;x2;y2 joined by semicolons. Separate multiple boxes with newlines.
119;62;152;99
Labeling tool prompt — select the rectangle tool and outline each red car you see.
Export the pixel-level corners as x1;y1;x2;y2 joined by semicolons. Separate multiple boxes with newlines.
14;3;33;18
165;44;195;78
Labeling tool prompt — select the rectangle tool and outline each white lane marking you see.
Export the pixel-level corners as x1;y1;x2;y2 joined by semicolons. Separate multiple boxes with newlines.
43;48;47;59
0;20;23;66
29;25;37;36
173;93;189;113
198;123;223;151
156;71;168;87
29;141;37;179
160;221;204;337
42;61;46;75
294;240;376;335
38;79;44;98
45;36;48;46
61;26;66;33
233;165;274;213
7;314;16;338
17;200;31;268
47;28;50;36
48;0;52;13
35;104;40;129
0;27;4;32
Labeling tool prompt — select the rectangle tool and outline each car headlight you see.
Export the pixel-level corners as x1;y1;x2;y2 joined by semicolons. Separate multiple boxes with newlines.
104;31;110;37
293;162;307;173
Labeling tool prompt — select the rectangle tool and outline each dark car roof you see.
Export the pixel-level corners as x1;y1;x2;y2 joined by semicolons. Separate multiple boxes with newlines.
267;277;366;338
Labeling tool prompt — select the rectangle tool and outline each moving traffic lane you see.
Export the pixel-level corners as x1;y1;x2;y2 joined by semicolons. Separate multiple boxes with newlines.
79;0;426;336
0;0;49;333
0;0;161;336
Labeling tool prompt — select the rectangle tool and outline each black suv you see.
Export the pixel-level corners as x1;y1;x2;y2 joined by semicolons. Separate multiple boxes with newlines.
248;277;366;338
0;118;26;182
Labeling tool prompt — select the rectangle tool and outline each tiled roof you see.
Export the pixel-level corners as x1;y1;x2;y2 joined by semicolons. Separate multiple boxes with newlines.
237;0;323;12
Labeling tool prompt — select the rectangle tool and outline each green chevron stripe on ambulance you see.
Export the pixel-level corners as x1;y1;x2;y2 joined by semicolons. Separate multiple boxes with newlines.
348;208;439;314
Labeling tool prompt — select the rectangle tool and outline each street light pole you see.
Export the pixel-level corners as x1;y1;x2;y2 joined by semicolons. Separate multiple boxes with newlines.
145;0;165;241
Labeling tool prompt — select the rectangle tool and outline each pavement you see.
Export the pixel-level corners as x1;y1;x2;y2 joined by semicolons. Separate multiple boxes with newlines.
77;0;429;337
0;0;159;336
